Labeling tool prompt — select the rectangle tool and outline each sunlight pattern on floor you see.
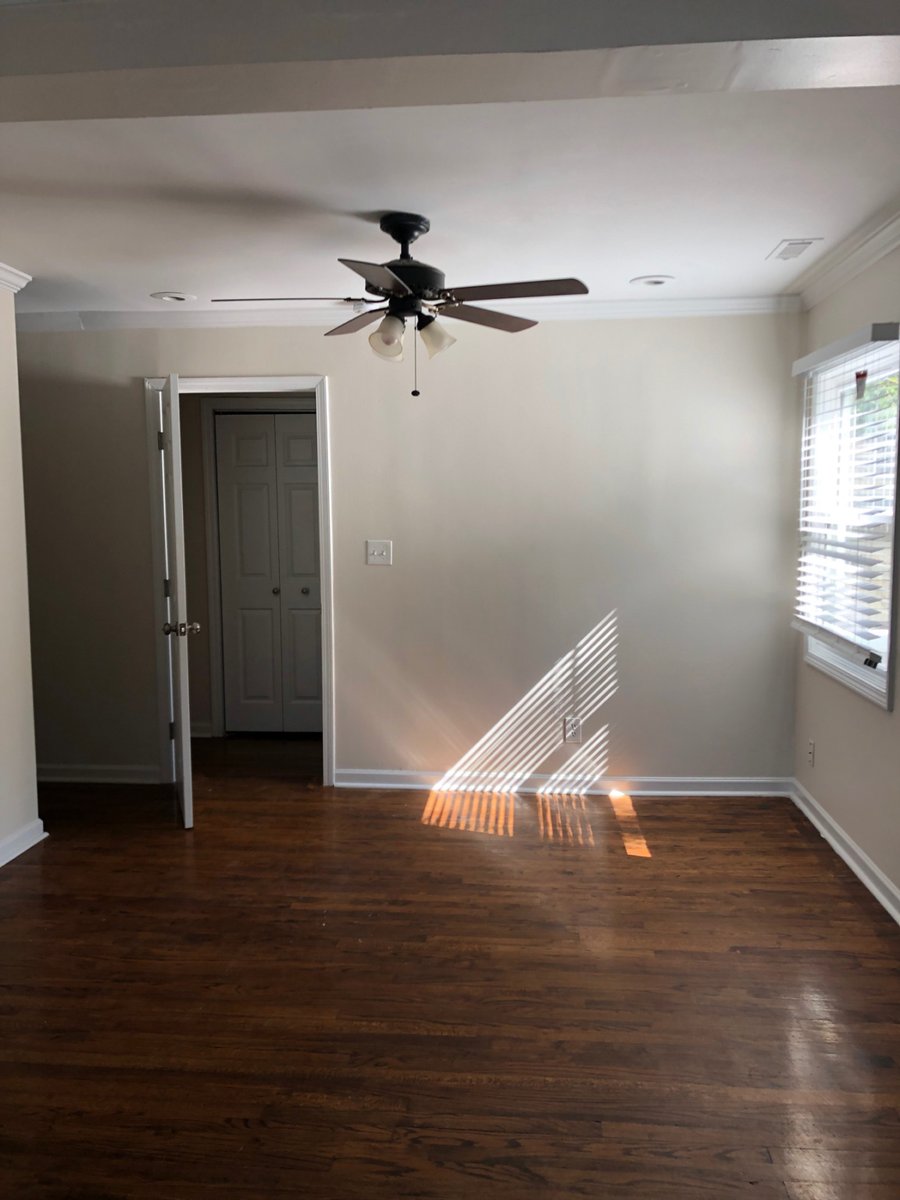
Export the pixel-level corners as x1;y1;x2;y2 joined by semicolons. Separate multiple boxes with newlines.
434;612;618;793
537;793;595;846
421;790;515;836
422;789;651;857
609;790;652;858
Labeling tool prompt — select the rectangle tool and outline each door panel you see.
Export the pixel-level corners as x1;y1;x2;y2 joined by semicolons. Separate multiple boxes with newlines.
282;432;317;466
236;485;275;577
217;414;283;731
285;485;320;580
232;433;270;467
239;610;279;701
285;609;322;708
159;376;194;827
276;414;323;732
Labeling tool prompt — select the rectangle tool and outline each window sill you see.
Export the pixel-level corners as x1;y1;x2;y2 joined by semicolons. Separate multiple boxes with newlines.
803;634;891;710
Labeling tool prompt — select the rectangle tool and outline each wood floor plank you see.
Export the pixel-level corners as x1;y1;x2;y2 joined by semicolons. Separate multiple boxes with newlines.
0;736;897;1198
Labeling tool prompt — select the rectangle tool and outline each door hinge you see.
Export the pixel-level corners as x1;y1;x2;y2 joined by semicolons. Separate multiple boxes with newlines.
163;577;171;598
157;430;165;451
169;721;176;740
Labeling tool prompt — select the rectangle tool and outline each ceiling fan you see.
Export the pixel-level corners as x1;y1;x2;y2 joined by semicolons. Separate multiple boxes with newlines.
212;211;588;361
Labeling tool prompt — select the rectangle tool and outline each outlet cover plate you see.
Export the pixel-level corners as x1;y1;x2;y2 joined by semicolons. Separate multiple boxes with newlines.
564;715;583;744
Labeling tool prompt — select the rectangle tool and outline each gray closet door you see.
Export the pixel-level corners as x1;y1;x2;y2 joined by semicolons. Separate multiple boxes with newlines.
216;412;322;733
216;414;283;731
276;414;323;732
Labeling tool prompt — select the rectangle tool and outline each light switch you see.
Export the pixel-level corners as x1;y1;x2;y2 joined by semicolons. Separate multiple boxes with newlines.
366;539;392;565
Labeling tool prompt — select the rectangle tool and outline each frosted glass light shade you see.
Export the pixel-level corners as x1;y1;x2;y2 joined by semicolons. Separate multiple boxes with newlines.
369;314;405;360
418;318;456;358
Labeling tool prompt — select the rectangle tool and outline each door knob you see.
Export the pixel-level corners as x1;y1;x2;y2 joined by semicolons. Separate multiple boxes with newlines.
272;587;280;595
301;586;310;595
187;622;202;635
163;621;201;637
162;622;177;636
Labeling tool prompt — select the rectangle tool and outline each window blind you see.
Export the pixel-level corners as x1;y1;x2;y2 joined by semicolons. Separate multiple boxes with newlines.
796;338;899;667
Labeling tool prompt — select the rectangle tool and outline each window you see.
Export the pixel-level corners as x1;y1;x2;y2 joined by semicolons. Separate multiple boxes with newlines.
792;324;900;709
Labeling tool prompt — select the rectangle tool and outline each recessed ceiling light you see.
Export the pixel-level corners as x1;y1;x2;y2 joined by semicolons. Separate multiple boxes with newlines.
150;291;196;303
629;275;674;287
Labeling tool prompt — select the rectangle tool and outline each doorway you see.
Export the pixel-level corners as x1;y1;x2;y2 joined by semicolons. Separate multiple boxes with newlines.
146;376;336;827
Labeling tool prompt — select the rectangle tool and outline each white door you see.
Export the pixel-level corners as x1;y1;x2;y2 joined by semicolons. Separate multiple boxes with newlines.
276;414;323;732
159;375;195;828
217;412;322;733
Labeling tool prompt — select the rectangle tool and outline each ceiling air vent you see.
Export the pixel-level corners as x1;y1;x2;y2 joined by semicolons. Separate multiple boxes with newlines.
766;238;823;261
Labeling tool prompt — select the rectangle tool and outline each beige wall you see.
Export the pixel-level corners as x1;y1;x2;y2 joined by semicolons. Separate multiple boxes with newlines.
17;314;800;783
0;285;40;851
793;245;900;890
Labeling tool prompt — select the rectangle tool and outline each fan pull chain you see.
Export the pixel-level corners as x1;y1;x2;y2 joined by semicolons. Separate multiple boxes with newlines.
411;323;420;396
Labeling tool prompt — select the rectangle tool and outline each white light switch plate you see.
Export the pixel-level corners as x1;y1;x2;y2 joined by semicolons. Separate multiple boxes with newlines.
366;539;392;565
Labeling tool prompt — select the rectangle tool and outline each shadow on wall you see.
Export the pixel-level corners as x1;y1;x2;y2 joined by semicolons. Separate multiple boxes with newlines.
433;610;618;793
18;372;160;770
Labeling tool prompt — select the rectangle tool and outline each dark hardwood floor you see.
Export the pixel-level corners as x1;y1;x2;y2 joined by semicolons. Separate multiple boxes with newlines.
2;738;899;1198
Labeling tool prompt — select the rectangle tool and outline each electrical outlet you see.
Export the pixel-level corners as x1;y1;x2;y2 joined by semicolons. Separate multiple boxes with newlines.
564;715;583;744
807;739;815;767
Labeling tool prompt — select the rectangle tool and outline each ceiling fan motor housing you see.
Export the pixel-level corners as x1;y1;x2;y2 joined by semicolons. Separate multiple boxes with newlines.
380;211;430;247
372;211;446;304
377;258;446;303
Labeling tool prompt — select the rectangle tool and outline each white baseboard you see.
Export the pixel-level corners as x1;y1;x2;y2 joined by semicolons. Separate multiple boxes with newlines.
333;769;794;797
334;769;442;791
190;722;215;738
37;763;163;785
334;769;898;926
791;780;900;927
0;818;47;868
19;758;900;925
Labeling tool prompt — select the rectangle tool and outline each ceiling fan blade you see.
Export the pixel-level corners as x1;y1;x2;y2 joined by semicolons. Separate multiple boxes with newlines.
210;296;370;303
324;308;387;336
338;258;412;296
446;277;588;302
440;303;537;333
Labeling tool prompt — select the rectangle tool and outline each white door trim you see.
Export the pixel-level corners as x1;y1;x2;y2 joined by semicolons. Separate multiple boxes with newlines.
145;375;336;787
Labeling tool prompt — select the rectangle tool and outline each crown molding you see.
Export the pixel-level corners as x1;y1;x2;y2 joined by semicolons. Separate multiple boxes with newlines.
0;262;31;294
15;294;803;334
508;295;803;321
793;204;900;310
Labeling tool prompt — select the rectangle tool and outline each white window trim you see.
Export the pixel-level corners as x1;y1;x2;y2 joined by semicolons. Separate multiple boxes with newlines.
793;323;899;711
802;632;891;710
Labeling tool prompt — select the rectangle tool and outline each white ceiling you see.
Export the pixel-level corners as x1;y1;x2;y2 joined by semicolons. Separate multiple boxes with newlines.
3;87;900;321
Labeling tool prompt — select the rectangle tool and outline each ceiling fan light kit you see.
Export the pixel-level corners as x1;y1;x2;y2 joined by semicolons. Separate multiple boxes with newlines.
368;313;406;360
214;211;588;388
417;312;457;359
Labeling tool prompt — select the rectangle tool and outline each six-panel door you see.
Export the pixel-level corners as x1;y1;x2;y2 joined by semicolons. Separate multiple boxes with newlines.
216;413;322;733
